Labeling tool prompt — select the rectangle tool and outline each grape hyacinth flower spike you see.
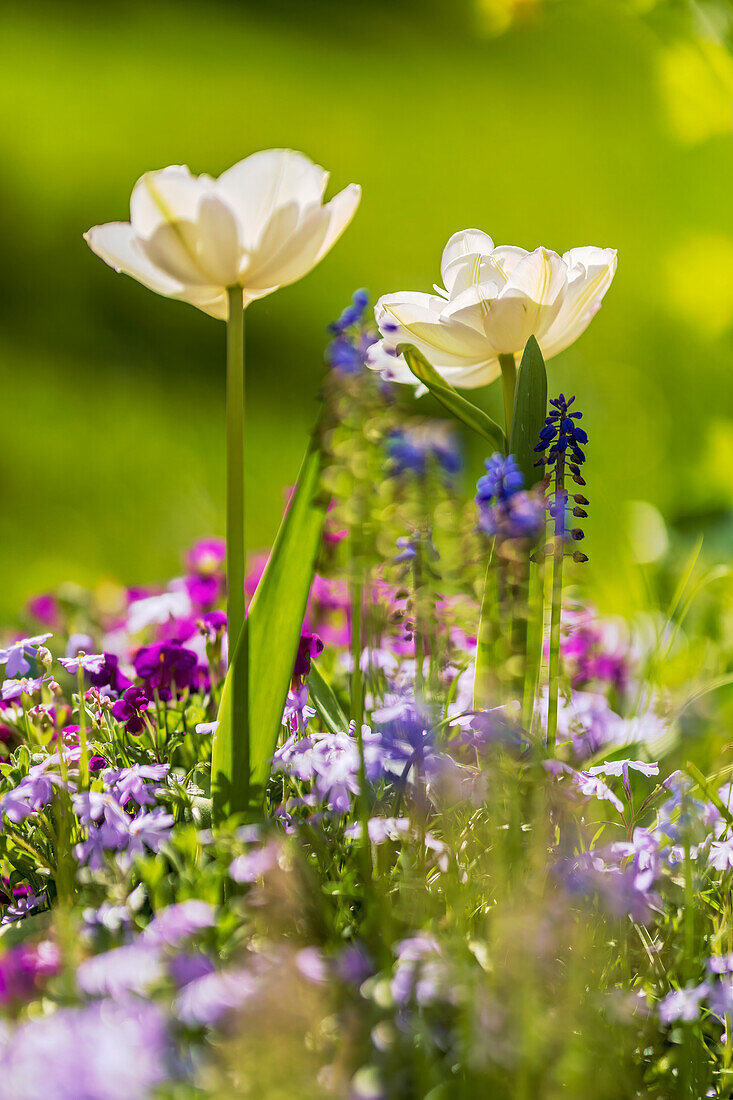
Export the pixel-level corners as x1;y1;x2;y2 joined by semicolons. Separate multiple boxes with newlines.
534;394;589;751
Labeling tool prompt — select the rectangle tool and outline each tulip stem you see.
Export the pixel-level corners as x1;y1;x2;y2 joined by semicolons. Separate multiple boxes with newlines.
225;286;249;813
499;353;517;442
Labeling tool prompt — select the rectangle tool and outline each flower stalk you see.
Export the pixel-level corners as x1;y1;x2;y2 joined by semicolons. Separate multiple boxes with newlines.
226;287;249;812
499;353;517;440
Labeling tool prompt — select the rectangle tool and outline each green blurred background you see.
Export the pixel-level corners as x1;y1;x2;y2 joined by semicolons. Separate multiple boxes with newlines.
2;0;733;620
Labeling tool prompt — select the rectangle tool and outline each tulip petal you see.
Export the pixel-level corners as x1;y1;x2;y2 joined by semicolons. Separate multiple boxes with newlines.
140;222;220;287
376;291;490;367
84;222;185;296
541;247;617;359
440;229;494;293
242;184;361;293
130;166;214;237
217;150;328;251
194;195;242;287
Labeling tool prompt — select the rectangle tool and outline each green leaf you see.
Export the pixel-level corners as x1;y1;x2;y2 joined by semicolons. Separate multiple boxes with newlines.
399;344;506;452
212;429;329;821
509;335;547;490
308;661;349;734
685;761;733;827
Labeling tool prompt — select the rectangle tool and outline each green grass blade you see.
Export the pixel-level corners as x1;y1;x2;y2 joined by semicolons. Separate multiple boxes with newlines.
509;335;547;490
212;429;328;821
398;344;506;452
308;661;349;734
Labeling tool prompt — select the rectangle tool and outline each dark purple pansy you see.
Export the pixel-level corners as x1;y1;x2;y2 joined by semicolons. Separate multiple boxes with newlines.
292;632;324;687
111;686;151;735
87;652;132;695
133;641;198;701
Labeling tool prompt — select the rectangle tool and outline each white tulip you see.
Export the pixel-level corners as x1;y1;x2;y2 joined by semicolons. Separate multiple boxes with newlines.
368;229;617;389
84;150;361;318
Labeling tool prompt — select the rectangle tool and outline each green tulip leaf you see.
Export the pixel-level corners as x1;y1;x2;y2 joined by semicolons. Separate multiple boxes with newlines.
398;344;506;452
308;661;349;735
212;427;329;821
509;335;547;491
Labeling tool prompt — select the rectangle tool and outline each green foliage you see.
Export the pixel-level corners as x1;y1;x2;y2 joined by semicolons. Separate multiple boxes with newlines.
510;335;548;491
399;344;507;452
212;431;329;821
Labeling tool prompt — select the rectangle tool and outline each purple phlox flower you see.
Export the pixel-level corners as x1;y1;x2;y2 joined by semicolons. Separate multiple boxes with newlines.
88;754;107;773
111;685;150;735
1;676;51;702
282;683;316;734
710;976;733;1017
296;946;329;983
338;944;373;986
0;635;52;679
175;966;259;1028
142;900;216;948
544;760;624;813
73;791;133;868
537;688;627;760
133;640;198;700
391;934;448;1007
587;759;659;780
273;726;394;813
0;999;171;1100
124;809;175;862
292;631;324;688
229;842;280;884
65;633;93;657
168;951;216;987
708;838;733;872
103;762;169;808
2;891;47;923
0;768;64;823
708;955;733;976
0;941;59;1004
558;850;658;922
345;817;410;845
82;903;131;935
658;982;709;1024
76;941;164;998
195;720;218;735
459;707;527;754
58;653;107;676
126;586;193;634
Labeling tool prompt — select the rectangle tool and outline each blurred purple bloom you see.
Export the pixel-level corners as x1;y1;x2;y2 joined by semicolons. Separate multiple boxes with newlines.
229;843;279;884
0;941;59;1004
658;983;709;1024
0;999;171;1099
175;966;258;1028
143;900;216;948
76;942;163;998
168;952;216;987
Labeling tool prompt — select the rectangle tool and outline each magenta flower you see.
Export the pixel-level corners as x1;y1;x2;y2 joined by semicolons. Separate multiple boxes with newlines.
133;641;198;700
111;686;150;735
292;631;324;687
